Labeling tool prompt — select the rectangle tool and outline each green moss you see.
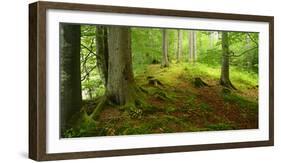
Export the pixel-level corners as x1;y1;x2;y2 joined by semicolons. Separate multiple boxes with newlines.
182;95;197;110
222;93;258;112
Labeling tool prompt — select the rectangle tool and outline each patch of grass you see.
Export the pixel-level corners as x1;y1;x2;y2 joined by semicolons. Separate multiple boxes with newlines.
182;63;258;91
230;67;258;89
183;63;221;80
222;93;258;112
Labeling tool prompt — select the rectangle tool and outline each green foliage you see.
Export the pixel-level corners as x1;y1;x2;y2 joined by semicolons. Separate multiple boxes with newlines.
62;118;103;138
198;48;222;66
131;28;162;66
80;25;105;100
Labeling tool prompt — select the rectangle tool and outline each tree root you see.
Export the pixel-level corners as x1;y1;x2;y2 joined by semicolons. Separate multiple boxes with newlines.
152;90;172;101
89;96;107;120
220;79;237;90
89;85;151;120
120;101;143;119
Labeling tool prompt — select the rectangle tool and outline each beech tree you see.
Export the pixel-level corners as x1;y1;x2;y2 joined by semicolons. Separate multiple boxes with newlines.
161;29;169;67
177;30;183;62
91;26;146;119
96;26;109;86
188;30;197;63
105;26;136;105
60;24;82;132
220;32;236;89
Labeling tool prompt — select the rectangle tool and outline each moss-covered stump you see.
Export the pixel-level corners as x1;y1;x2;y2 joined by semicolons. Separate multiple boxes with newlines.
193;77;209;88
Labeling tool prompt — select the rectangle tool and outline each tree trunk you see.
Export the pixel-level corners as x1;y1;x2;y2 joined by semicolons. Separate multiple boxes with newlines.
193;31;197;61
106;26;135;105
246;33;252;70
96;26;109;86
177;30;183;62
60;24;82;132
220;32;236;89
161;29;169;67
91;26;148;120
188;30;197;63
210;31;214;48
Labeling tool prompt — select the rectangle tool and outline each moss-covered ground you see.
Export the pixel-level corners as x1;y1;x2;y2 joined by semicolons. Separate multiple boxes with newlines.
63;62;258;138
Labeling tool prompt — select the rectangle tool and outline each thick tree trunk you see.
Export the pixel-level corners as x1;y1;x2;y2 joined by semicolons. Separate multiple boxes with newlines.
96;26;109;86
91;26;149;120
188;30;197;63
60;24;82;132
177;30;183;62
161;29;169;67
220;32;236;89
106;26;135;105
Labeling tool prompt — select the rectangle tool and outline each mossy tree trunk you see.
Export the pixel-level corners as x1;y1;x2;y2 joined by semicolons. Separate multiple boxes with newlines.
60;24;82;133
106;26;136;105
220;32;236;89
91;26;150;120
161;29;169;67
96;26;109;86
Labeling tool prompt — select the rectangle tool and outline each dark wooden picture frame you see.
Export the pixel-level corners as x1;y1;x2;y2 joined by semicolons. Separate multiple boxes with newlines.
29;1;274;161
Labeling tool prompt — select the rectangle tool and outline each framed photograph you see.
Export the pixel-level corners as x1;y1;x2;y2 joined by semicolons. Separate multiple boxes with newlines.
29;1;274;161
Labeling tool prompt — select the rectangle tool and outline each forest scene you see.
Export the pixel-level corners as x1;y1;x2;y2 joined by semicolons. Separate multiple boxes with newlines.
60;23;259;138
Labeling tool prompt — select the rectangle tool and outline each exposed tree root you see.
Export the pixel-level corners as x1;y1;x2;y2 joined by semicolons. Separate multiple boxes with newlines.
221;87;232;94
89;96;107;120
220;79;237;90
193;77;209;88
139;86;149;94
152;89;172;101
89;85;152;120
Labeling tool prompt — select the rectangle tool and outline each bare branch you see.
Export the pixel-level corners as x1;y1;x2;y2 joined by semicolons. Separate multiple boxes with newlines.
81;65;97;82
229;46;257;58
81;43;96;56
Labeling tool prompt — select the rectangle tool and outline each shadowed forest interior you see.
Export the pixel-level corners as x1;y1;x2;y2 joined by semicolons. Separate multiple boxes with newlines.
60;23;259;138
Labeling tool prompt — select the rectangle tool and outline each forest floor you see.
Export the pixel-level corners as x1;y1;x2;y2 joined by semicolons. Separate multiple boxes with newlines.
63;62;258;138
